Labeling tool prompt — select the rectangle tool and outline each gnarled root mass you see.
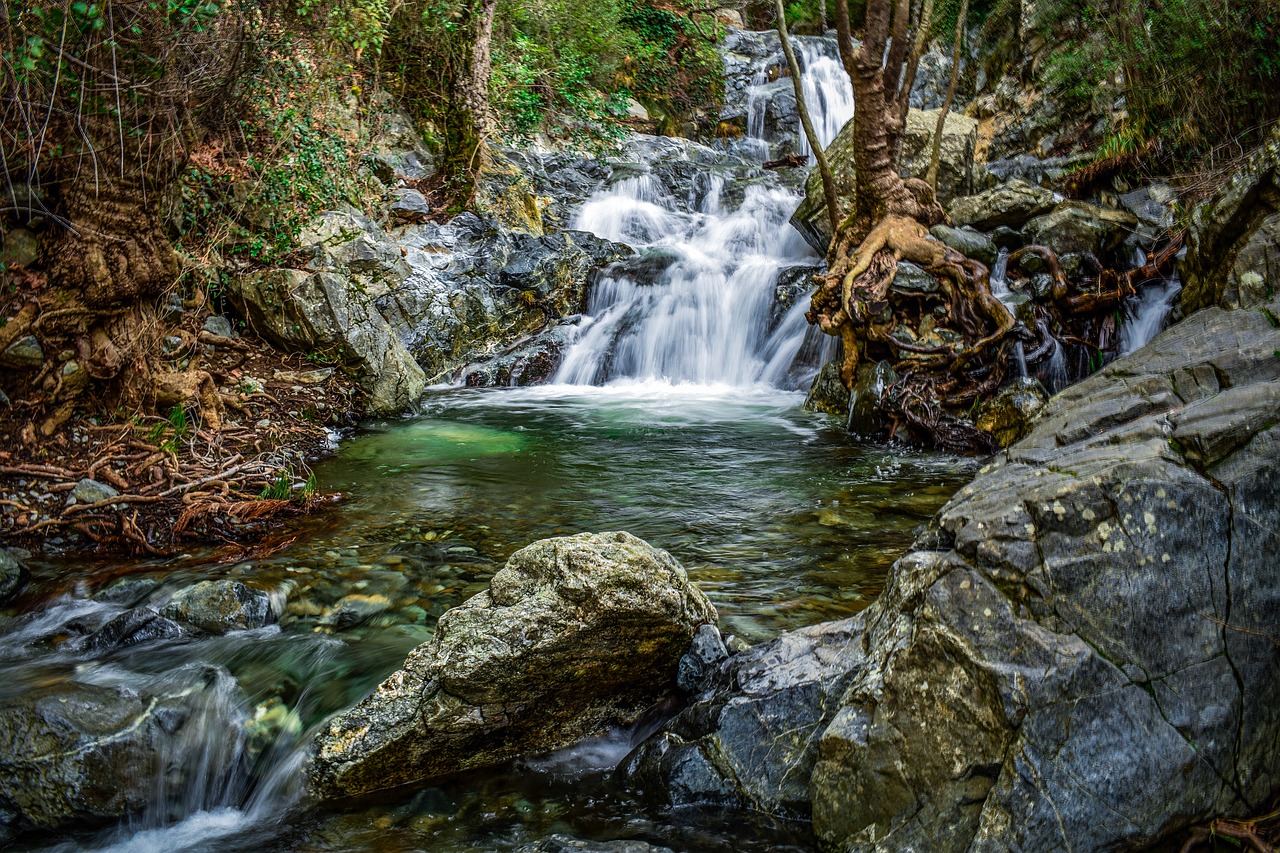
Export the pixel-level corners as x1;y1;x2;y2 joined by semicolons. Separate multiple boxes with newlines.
808;211;1182;452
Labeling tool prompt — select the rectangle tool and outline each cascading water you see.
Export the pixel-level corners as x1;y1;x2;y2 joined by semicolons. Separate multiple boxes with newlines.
1119;248;1183;355
793;39;855;159
554;174;821;388
555;34;854;391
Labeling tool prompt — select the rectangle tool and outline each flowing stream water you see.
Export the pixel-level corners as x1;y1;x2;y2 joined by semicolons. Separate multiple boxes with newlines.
1;37;978;853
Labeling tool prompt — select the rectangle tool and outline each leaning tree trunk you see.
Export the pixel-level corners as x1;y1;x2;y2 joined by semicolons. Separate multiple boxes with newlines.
776;0;842;237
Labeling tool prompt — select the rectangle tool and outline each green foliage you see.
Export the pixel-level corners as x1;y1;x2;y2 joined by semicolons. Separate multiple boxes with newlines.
147;405;191;454
258;469;316;500
295;0;390;57
488;0;723;146
1032;0;1280;166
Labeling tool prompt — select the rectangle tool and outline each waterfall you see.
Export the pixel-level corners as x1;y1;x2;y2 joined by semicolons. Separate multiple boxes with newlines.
555;35;856;390
794;38;855;158
990;248;1010;297
1120;278;1182;355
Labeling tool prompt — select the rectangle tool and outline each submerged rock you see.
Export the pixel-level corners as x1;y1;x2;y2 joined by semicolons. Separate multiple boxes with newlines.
625;302;1280;851
519;836;674;853
159;579;276;634
0;665;246;835
309;532;717;801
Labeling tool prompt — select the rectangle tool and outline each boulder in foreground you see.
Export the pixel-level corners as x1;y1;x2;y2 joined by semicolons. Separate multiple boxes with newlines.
309;531;717;800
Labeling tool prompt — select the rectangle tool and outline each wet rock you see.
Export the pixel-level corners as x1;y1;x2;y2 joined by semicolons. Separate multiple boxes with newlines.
1181;126;1280;313
949;178;1061;231
973;376;1049;446
620;617;867;816
848;360;897;436
1023;201;1138;258
309;531;717;800
460;323;578;388
929;224;997;266
803;361;851;417
202;315;235;338
71;478;119;505
0;665;246;835
676;623;729;693
981;153;1091;189
0;551;28;607
81;607;185;653
159;579;275;634
93;576;160;606
628;302;1280;851
792;108;978;253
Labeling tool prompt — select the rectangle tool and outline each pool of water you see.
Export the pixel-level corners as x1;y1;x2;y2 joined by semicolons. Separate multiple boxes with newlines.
5;383;973;852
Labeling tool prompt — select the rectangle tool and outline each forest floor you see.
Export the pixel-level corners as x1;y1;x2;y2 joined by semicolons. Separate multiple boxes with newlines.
0;324;357;557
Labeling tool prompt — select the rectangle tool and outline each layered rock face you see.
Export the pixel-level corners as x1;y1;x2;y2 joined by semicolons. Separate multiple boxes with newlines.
309;532;717;801
624;303;1280;852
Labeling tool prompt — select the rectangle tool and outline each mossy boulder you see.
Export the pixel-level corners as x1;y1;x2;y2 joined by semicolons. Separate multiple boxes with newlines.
309;532;717;801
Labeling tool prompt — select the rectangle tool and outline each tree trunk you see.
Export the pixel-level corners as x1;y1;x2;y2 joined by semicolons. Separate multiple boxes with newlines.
926;0;968;191
776;0;842;239
438;0;498;203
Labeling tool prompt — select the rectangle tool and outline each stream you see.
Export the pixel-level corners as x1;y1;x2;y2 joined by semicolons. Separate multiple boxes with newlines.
0;30;1179;853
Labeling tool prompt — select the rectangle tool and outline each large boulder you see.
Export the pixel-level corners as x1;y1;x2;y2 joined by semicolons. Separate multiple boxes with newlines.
0;665;246;836
1181;126;1280;313
792;108;979;253
948;178;1062;230
1023;201;1138;258
624;303;1280;852
228;265;426;416
309;532;717;801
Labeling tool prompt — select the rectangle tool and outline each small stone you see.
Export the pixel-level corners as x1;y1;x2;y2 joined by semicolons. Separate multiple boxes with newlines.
319;593;392;631
159;579;275;634
203;315;235;338
72;478;119;505
0;227;39;269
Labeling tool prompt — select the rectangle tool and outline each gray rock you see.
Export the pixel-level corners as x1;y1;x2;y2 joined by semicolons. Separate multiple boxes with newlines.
309;532;717;800
627;302;1280;852
949;179;1061;231
930;224;997;265
0;551;28;607
803;361;851;417
389;188;431;221
460;323;578;388
159;580;275;634
1024;201;1138;258
71;478;119;505
891;260;939;294
1181;126;1280;313
0;336;43;369
201;315;235;338
676;623;729;693
228;268;426;415
0;665;245;835
81;607;185;653
792;108;978;253
1118;183;1178;229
